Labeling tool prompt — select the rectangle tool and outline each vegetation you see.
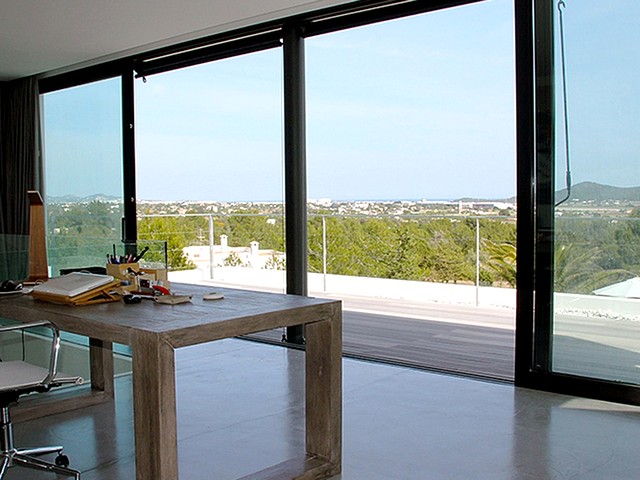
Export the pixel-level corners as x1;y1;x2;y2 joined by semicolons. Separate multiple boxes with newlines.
45;200;640;294
308;216;516;285
46;201;123;274
554;215;639;294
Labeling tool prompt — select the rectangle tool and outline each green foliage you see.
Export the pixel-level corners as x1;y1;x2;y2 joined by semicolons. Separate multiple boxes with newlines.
223;252;244;267
217;214;284;252
264;253;286;270
137;216;196;270
555;215;640;292
482;240;517;287
46;201;640;290
309;216;517;285
46;201;123;274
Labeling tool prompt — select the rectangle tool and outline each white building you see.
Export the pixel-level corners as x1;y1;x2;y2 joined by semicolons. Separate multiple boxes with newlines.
183;235;285;271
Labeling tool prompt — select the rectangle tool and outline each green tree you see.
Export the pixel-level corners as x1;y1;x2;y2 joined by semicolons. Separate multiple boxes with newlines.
137;217;195;270
554;243;631;294
482;240;517;287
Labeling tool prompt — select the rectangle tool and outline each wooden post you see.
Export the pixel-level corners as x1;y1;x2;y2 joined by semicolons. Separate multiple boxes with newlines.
132;331;178;479
27;190;48;281
305;302;342;475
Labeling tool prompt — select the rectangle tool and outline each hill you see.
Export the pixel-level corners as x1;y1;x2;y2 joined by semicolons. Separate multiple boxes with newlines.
557;181;640;202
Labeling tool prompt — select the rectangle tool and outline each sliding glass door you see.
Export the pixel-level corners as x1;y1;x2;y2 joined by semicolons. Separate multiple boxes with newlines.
550;0;640;384
41;78;124;275
531;0;640;393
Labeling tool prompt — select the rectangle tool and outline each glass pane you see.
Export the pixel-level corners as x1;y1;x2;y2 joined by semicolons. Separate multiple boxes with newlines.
552;1;640;383
135;50;285;291
306;1;516;379
42;78;124;275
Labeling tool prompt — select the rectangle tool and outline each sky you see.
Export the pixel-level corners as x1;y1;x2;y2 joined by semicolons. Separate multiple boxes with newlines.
42;0;639;202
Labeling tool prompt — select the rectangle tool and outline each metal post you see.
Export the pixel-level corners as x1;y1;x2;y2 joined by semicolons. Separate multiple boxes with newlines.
208;215;215;280
322;215;327;292
514;0;536;385
475;218;480;306
532;0;556;373
283;24;307;344
122;67;137;256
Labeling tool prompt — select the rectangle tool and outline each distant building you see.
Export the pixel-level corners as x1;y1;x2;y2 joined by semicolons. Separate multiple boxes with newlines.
183;235;285;270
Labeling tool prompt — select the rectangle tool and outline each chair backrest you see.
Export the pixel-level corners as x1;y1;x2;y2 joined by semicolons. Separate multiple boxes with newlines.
0;321;82;404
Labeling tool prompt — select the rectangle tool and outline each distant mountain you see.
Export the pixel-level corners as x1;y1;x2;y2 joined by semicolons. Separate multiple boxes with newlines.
557;181;640;202
45;182;640;204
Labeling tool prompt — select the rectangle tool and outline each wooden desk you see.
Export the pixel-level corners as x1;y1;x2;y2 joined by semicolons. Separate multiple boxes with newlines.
0;284;342;480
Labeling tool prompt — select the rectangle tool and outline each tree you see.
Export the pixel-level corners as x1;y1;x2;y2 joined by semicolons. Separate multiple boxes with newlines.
137;217;195;270
482;240;516;287
554;243;631;294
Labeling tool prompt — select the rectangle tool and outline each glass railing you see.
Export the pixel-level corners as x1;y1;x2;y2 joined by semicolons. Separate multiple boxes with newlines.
135;212;517;291
44;210;639;306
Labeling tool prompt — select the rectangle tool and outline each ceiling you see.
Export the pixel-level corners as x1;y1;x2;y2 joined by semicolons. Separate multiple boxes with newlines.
0;0;351;81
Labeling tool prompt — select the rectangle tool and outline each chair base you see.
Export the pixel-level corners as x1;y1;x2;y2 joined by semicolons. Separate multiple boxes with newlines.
0;446;80;479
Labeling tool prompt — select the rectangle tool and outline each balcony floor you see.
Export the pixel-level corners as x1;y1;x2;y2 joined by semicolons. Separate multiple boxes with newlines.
7;338;640;479
251;293;515;381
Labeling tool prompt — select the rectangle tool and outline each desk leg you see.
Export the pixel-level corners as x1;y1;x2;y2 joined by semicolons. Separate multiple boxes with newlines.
305;303;342;476
132;332;178;480
89;338;114;397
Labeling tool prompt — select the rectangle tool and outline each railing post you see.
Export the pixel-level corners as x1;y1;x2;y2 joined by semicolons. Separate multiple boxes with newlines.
322;215;327;292
208;215;215;280
475;217;480;306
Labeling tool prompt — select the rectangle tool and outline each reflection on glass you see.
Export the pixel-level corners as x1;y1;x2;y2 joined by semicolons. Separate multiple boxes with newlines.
552;1;640;383
42;78;124;275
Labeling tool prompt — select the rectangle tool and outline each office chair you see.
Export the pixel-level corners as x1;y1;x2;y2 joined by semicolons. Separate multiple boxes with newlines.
0;320;83;479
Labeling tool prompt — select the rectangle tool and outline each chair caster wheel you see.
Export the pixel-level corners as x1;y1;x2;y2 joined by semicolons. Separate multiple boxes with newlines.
55;453;70;467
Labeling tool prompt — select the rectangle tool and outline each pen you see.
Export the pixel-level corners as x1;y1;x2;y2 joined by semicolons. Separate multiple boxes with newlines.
133;246;149;263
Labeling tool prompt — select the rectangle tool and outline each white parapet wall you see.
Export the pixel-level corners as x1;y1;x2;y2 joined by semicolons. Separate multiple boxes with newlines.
555;292;640;320
170;266;517;308
171;266;640;321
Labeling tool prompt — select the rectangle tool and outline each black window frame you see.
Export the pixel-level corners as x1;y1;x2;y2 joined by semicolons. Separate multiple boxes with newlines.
36;0;640;405
515;0;640;405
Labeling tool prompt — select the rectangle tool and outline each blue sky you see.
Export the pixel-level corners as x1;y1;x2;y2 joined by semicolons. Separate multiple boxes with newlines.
43;0;639;202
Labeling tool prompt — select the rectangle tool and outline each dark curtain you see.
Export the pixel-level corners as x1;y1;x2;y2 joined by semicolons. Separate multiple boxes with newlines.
0;77;42;281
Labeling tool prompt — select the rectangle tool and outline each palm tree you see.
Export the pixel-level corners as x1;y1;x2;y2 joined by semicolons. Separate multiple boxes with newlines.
554;243;631;294
482;240;517;287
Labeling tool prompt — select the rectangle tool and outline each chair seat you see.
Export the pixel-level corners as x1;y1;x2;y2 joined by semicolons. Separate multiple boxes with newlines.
0;321;82;478
0;361;82;393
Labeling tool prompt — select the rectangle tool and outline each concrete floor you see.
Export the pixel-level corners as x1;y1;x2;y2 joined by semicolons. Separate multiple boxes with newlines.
6;338;640;479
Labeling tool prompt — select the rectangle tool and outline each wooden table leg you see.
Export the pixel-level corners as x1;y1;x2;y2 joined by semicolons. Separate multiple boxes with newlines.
132;331;178;480
89;338;114;397
305;302;342;476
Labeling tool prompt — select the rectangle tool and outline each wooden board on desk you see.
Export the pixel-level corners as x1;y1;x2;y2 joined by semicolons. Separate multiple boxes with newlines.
31;280;121;306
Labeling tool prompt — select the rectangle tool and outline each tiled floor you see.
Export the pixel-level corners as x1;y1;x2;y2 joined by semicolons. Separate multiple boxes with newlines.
7;338;640;479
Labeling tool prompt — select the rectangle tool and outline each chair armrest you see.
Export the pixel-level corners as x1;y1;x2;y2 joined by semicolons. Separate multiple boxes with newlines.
0;321;62;387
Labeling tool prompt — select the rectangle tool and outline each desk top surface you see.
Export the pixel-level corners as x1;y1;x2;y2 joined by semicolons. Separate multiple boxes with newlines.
0;284;340;348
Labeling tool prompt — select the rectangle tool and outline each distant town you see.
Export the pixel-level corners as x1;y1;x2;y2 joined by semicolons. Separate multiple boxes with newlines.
137;197;517;218
48;181;640;219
